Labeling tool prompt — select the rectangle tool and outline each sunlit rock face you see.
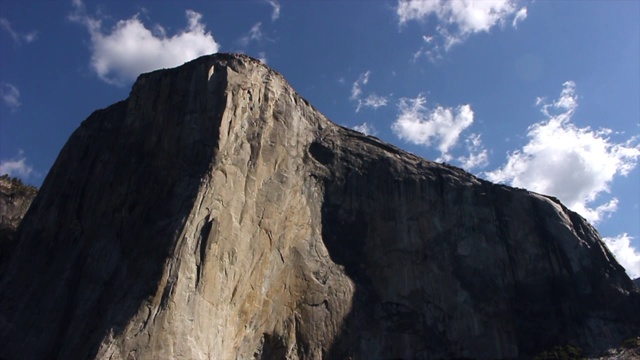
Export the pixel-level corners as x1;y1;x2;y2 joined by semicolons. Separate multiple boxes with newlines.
0;53;638;360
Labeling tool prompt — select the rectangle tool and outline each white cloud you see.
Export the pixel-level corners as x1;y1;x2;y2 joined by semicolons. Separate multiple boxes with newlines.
362;94;389;110
1;83;21;110
353;122;377;136
391;94;474;160
268;0;281;21
351;71;371;100
603;233;640;279
397;0;528;59
257;51;268;64
69;1;219;85
485;81;640;224
458;133;489;170
512;7;527;28
241;22;263;46
350;71;388;112
0;152;34;179
0;17;37;44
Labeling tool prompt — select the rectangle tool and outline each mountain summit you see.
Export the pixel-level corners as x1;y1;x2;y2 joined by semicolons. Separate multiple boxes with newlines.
1;53;638;359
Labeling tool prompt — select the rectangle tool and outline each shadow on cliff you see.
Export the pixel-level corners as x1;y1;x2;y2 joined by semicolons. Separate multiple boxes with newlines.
313;140;640;359
316;156;453;359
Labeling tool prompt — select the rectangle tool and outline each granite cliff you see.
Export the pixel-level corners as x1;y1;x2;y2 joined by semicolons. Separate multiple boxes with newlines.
0;53;638;360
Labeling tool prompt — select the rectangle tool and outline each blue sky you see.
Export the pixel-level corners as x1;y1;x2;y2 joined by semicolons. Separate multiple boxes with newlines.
1;0;639;277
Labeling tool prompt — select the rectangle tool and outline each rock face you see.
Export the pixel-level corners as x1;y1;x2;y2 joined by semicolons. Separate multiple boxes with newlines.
0;175;37;266
0;53;638;360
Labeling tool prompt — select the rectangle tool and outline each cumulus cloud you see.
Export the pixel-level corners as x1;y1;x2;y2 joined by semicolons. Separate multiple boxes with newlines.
353;122;377;136
485;81;640;224
392;94;474;161
1;83;21;110
268;0;281;21
69;0;219;85
397;0;528;60
0;151;34;179
0;18;37;44
603;233;640;279
458;133;489;170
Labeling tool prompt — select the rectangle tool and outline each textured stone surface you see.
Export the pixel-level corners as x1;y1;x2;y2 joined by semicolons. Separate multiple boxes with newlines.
0;53;638;360
0;175;37;266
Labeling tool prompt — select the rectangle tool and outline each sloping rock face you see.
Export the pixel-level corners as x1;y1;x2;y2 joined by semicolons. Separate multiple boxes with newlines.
0;175;37;266
0;53;638;360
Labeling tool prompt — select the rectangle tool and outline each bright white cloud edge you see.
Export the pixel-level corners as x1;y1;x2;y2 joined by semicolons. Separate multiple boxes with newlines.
391;94;474;161
604;234;640;279
70;0;220;85
458;133;489;170
485;81;640;225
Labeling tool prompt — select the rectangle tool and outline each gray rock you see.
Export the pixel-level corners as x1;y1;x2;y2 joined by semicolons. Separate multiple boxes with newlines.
0;175;37;266
0;53;638;360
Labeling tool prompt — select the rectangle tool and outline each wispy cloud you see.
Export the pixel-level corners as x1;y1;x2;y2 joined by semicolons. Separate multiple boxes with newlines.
485;81;640;225
512;7;528;28
353;122;377;136
268;0;281;21
397;0;528;60
362;94;389;110
0;151;34;179
391;94;474;161
69;0;219;86
457;133;488;170
0;18;37;44
240;22;264;46
351;71;370;100
1;83;21;111
350;71;389;112
257;51;267;64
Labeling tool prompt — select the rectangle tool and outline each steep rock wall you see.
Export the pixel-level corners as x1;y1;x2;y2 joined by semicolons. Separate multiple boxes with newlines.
0;176;37;266
0;54;638;360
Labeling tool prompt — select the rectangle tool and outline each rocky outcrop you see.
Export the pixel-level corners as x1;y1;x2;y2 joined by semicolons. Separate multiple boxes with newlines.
0;53;638;360
0;175;37;266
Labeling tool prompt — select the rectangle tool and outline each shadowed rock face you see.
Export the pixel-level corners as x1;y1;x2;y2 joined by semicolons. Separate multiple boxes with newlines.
0;53;638;360
0;176;37;266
